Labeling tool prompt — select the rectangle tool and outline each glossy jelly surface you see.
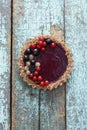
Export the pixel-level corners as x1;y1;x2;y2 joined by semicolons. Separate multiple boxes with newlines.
36;44;68;83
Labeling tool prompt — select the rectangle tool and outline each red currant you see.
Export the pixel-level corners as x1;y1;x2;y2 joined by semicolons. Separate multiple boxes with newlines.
50;42;56;48
36;66;41;72
39;36;44;42
40;81;45;87
37;44;41;49
34;71;38;76
29;73;33;78
30;44;36;49
45;80;49;86
41;47;45;52
33;76;37;81
43;42;46;47
39;41;43;47
38;76;43;81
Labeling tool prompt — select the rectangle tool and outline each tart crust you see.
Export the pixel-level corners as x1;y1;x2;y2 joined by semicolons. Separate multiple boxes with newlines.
18;35;73;91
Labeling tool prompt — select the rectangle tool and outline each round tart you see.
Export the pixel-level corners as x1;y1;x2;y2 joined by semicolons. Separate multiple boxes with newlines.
18;35;73;90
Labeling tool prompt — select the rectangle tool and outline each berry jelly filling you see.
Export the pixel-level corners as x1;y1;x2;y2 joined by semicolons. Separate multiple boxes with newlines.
36;44;68;83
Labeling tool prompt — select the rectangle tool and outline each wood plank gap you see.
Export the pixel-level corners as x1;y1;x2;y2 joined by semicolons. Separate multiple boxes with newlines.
0;1;11;129
63;1;67;130
10;0;13;130
38;90;41;130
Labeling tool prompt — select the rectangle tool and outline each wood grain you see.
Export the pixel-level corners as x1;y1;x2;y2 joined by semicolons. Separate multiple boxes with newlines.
12;0;65;130
0;0;87;129
12;0;40;129
39;1;65;129
0;1;11;130
65;0;87;130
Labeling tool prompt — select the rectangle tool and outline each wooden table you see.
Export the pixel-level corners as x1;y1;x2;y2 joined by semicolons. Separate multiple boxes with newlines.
0;0;87;130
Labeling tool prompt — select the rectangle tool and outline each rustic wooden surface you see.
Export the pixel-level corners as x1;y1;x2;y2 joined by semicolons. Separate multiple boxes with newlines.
12;0;65;130
65;0;87;130
0;0;87;130
0;0;11;130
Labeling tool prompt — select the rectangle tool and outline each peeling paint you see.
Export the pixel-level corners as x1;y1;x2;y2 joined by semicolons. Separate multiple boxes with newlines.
13;0;65;130
66;0;87;130
0;1;10;130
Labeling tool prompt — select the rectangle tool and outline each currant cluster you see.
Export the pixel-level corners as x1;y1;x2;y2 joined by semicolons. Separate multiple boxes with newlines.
23;36;56;87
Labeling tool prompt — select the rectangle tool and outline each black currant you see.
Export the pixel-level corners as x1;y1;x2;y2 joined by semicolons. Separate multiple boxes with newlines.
30;59;36;65
45;39;52;44
23;55;29;61
29;65;35;73
33;49;39;56
24;48;31;55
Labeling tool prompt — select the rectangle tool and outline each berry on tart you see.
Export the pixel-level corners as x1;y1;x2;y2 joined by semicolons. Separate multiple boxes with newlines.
18;35;73;90
36;44;41;49
38;41;43;47
39;36;44;42
38;76;43;82
24;48;31;55
40;81;45;87
33;76;37;81
41;47;46;52
43;42;46;47
36;66;41;72
23;55;29;61
33;48;39;56
50;42;56;48
34;71;38;76
46;38;52;44
29;73;33;79
44;80;49;86
29;54;34;60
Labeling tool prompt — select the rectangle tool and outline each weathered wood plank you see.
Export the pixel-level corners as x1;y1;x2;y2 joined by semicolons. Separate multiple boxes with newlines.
65;0;87;130
0;1;11;130
12;0;39;129
12;0;65;130
39;0;65;129
40;87;65;130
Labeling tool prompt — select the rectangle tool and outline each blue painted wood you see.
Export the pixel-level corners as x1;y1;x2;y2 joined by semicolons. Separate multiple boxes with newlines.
65;0;87;130
12;0;87;129
12;0;65;130
0;1;11;130
12;0;40;129
1;0;87;129
39;0;65;129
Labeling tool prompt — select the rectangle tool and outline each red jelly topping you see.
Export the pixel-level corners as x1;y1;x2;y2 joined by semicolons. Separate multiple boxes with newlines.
36;44;68;83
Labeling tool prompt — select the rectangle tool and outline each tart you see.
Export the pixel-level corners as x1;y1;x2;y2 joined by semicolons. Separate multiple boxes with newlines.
18;35;73;90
